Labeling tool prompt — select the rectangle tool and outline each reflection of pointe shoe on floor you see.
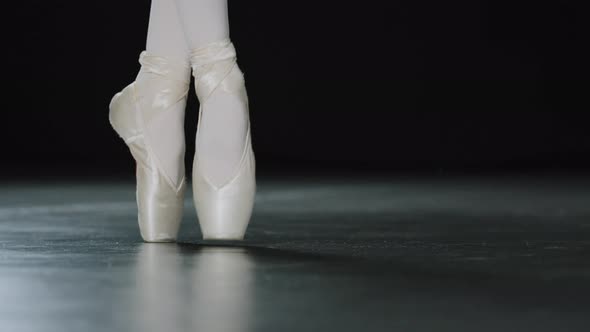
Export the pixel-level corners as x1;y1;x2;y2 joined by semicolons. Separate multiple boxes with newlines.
109;52;190;242
190;39;256;240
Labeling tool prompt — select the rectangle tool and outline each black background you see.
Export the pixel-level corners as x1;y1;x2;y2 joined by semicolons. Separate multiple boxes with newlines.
6;1;589;178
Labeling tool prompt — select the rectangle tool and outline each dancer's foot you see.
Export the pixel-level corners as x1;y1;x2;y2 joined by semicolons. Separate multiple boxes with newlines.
190;39;256;240
109;52;190;242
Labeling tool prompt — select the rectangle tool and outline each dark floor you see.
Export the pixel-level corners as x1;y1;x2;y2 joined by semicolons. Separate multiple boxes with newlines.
1;173;590;331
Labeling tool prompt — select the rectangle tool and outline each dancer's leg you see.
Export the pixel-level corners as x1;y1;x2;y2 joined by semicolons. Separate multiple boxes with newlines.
174;0;230;49
175;0;249;187
146;0;189;60
109;0;191;242
137;0;190;187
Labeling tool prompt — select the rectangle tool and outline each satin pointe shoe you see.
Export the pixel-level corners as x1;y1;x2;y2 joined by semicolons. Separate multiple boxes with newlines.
190;39;256;240
108;52;191;242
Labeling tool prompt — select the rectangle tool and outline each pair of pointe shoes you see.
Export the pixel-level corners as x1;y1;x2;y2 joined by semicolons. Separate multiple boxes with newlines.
108;39;256;242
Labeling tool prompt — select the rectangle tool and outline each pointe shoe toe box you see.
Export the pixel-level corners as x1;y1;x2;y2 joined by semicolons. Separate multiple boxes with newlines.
192;141;256;240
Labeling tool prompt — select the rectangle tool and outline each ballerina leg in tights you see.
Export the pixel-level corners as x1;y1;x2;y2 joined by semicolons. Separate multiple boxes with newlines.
109;0;256;242
175;0;256;240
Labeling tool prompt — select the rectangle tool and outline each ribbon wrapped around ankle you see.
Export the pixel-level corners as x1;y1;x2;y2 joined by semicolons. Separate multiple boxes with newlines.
190;38;240;101
134;51;191;125
138;51;191;85
190;38;236;67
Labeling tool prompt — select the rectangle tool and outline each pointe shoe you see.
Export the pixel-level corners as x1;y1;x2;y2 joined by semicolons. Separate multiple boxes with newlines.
108;52;191;242
190;39;256;240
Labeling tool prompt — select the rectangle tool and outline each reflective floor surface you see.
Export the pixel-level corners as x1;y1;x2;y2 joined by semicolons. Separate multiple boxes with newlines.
1;174;590;331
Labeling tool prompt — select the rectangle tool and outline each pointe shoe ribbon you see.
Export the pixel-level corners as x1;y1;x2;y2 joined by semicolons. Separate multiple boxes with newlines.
190;39;256;240
109;52;190;242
